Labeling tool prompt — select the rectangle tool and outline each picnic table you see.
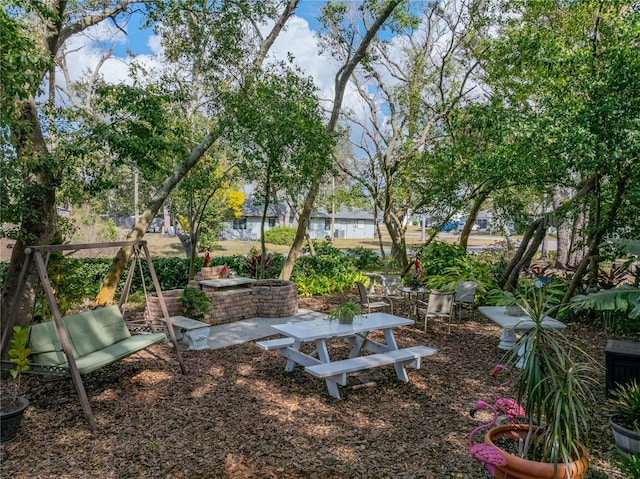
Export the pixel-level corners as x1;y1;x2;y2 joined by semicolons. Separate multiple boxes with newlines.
256;312;437;399
478;306;567;350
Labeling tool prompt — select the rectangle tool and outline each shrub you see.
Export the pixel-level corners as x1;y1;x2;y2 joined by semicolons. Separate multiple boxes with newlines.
292;244;366;296
414;240;467;276
264;226;296;246
244;249;280;279
344;246;382;271
416;241;467;276
181;287;210;321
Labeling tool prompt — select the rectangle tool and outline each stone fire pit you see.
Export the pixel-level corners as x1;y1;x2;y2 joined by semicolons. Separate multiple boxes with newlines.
252;279;298;318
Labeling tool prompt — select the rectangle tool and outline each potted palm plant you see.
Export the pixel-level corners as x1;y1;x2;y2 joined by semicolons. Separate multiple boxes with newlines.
609;379;640;454
1;325;31;444
483;280;599;479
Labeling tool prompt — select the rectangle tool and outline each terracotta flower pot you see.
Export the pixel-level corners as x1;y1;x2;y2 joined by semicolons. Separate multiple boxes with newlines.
484;424;589;479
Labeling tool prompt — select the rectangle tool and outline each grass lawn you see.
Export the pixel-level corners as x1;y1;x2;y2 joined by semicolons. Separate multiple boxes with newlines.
144;227;517;258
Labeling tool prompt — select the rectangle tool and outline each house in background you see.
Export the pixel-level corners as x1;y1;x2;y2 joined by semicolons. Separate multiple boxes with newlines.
309;208;376;240
219;199;376;241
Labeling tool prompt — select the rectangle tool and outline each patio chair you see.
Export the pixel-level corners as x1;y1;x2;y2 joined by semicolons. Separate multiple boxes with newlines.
356;282;392;314
416;290;455;333
454;281;478;321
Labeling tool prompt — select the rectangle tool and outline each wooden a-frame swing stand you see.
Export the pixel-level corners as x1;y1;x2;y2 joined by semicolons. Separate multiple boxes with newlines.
0;240;186;431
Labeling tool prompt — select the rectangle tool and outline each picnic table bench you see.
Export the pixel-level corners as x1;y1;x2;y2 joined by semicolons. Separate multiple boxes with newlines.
257;313;437;399
159;315;211;350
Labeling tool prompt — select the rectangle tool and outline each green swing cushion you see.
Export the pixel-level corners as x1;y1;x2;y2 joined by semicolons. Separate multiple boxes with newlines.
29;305;166;375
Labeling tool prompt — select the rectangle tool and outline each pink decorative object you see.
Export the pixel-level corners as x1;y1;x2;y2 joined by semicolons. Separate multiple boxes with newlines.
490;364;525;423
468;400;507;477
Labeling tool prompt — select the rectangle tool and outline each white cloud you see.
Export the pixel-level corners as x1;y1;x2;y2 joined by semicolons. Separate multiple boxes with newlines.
267;16;338;103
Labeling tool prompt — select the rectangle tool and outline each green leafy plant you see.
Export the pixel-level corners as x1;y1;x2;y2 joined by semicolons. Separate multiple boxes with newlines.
610;379;640;432
5;326;32;404
414;240;467;276
500;280;600;468
181;287;209;321
263;226;296;246
327;301;361;324
292;245;366;296
344;247;382;271
613;450;640;479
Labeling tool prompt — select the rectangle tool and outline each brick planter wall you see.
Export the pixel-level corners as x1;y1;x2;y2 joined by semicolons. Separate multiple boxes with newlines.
253;280;298;318
206;290;257;325
145;276;299;326
144;289;184;326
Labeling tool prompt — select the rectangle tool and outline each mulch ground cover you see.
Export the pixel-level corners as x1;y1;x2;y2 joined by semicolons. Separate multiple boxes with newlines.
0;293;624;478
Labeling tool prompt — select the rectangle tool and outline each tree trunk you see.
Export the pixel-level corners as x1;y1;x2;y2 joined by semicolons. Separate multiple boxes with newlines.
96;1;301;303
1;98;60;338
95;133;217;304
504;219;547;291
281;0;402;280
499;218;543;290
459;189;489;249
554;187;572;267
562;174;628;303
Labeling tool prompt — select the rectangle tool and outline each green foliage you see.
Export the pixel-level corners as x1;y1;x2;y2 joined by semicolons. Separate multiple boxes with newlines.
610;379;640;432
426;255;499;304
0;256;245;312
614;450;640;479
502;282;600;467
92;83;190;177
344;247;382;271
0;5;50;126
327;301;361;324
181;287;209;321
414;241;467;276
7;325;31;399
263;226;296;246
572;286;640;319
244;250;279;279
292;244;366;296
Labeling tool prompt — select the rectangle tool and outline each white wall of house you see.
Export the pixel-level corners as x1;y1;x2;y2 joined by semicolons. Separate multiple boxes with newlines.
221;213;376;241
221;216;287;240
325;218;375;239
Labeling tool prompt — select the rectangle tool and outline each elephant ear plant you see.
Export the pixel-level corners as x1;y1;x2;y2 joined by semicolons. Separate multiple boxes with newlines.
501;280;601;472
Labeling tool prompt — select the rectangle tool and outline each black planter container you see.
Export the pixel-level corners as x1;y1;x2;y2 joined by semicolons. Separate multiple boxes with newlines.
1;396;29;444
610;415;640;454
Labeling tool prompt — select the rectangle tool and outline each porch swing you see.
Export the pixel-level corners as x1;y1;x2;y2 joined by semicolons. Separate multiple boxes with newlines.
0;240;187;431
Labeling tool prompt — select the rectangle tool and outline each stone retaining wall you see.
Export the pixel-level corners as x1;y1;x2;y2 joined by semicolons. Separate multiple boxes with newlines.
253;279;298;318
144;278;298;326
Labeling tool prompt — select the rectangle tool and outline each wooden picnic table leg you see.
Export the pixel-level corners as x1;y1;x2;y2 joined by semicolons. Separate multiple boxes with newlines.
325;378;342;399
315;339;331;363
284;340;303;372
382;328;410;381
348;333;368;358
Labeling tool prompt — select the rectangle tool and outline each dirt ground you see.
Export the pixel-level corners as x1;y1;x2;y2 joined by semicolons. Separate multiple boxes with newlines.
0;293;623;479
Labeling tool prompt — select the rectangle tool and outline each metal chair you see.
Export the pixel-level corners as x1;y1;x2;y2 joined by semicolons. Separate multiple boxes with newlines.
417;290;455;333
355;282;392;314
454;281;478;321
